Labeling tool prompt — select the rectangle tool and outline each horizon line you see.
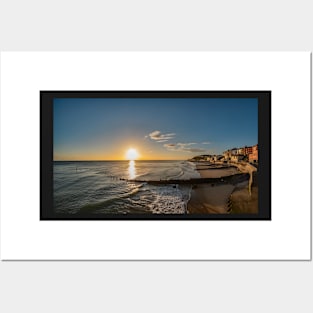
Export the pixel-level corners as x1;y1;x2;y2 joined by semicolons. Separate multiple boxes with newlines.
53;159;190;162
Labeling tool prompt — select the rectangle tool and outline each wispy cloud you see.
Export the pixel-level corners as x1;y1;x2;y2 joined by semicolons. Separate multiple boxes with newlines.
156;140;169;143
164;142;207;153
164;143;177;150
177;142;196;147
148;130;209;154
148;130;176;142
202;141;211;144
183;148;207;153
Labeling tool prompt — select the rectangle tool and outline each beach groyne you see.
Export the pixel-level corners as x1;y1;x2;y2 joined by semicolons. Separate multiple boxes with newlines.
122;173;249;185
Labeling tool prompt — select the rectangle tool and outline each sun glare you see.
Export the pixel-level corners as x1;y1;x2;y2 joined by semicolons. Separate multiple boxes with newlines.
126;148;139;160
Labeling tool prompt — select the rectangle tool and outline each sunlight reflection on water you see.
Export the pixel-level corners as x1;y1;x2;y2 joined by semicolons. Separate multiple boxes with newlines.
128;160;136;179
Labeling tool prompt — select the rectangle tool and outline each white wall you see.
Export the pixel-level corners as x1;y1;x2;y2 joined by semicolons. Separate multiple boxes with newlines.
0;1;312;313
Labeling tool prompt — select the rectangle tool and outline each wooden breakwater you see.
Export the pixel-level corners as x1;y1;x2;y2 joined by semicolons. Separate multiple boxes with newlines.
120;173;249;185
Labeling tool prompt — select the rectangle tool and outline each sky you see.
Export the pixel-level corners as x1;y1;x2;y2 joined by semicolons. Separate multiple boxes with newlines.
53;98;258;160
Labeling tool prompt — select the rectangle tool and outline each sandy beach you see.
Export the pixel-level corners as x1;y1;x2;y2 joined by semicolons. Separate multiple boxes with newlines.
188;162;257;214
196;163;239;178
230;172;258;214
188;183;234;213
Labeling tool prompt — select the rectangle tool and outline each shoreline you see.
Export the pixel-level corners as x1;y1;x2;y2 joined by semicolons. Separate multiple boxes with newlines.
187;162;258;214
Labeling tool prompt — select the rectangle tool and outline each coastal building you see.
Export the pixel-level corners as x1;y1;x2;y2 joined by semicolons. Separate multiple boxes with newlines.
206;155;223;162
223;150;231;161
230;154;245;163
222;145;257;162
231;148;238;155
249;144;258;163
243;146;253;155
216;155;223;161
237;148;244;155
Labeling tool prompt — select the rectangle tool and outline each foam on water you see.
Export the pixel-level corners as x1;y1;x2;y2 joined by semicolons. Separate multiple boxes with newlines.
147;185;191;214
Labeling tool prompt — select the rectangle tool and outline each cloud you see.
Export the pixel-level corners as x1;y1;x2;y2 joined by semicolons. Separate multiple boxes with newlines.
177;142;196;147
164;142;207;153
164;143;176;150
147;131;209;154
148;130;176;142
183;148;207;153
202;141;211;144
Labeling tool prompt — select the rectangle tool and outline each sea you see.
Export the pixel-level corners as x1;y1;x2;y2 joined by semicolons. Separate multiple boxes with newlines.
54;160;200;215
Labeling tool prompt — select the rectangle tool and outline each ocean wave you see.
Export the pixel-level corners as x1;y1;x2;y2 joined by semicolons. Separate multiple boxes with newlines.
54;161;196;215
148;185;190;214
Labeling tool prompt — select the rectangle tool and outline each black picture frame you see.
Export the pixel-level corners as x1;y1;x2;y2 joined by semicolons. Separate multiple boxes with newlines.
40;91;271;220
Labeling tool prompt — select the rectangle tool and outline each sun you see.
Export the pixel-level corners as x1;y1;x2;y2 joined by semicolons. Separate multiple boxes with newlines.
126;148;139;160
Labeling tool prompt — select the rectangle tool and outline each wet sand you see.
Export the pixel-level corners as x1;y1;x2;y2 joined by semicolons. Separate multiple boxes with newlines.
188;183;234;214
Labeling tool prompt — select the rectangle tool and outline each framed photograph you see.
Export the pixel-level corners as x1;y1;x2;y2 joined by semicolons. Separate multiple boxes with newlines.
41;91;271;220
2;52;309;260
